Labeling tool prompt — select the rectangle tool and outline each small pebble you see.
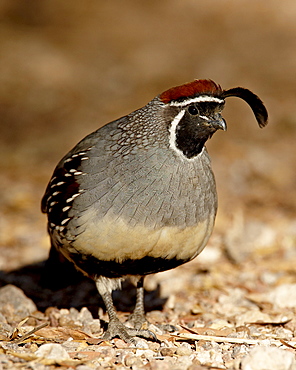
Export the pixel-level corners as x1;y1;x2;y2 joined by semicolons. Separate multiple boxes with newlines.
0;285;37;319
89;319;101;334
241;346;296;370
76;366;94;370
135;348;155;359
176;345;192;356
160;347;176;356
268;283;296;308
124;354;144;367
35;343;70;361
209;319;233;329
134;338;149;349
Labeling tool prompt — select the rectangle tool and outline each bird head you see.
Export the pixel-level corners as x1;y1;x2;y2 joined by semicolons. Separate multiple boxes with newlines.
159;79;268;159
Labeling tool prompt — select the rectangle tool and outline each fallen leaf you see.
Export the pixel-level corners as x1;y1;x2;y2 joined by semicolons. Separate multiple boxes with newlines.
180;325;234;337
35;327;92;341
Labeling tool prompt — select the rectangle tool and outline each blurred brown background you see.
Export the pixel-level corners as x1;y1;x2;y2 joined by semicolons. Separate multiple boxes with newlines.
0;0;295;273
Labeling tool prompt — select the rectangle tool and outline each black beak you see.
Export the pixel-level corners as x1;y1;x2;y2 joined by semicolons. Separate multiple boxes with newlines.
209;117;227;131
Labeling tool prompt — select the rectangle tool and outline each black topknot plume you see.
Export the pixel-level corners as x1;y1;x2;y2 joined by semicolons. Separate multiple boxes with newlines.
221;87;268;128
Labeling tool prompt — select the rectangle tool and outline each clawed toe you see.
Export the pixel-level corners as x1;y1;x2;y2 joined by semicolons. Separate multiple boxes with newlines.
102;318;157;344
126;312;148;330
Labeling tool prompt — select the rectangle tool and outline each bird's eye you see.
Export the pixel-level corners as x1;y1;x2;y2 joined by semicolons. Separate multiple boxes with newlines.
188;105;199;115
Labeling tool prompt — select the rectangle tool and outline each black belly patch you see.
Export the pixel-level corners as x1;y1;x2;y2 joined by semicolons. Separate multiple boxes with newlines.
66;251;190;279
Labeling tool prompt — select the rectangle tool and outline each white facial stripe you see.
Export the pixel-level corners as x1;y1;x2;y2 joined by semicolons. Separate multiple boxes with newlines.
170;96;224;107
199;115;210;121
169;110;204;161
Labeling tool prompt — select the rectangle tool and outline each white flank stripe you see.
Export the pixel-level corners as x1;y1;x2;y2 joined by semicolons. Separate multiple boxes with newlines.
61;218;71;225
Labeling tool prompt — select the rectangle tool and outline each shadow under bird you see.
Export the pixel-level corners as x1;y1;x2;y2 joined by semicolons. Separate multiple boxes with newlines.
42;79;268;343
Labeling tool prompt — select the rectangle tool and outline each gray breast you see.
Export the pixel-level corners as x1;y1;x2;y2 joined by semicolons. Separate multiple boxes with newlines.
68;128;217;236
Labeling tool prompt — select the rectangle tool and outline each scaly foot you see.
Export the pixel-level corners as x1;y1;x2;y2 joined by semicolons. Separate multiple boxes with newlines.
126;311;149;330
102;318;157;344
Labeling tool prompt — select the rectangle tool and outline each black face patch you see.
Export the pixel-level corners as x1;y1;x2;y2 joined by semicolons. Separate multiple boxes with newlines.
193;102;225;118
175;115;207;158
172;102;225;159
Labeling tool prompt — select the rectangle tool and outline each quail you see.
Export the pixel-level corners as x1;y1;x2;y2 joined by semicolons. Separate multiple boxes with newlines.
42;79;268;343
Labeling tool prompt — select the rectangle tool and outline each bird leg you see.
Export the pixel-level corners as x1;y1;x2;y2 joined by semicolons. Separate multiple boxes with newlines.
126;277;148;329
97;280;156;343
128;278;178;334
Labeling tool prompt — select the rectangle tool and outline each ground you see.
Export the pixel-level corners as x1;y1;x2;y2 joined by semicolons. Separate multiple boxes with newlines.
0;1;296;369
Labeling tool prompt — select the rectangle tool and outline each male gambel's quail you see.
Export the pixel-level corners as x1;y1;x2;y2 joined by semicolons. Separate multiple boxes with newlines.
42;79;268;342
